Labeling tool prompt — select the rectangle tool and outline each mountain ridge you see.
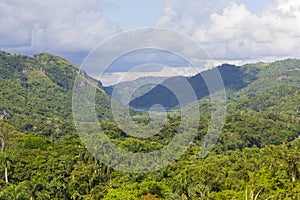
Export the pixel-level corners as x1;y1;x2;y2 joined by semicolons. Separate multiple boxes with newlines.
0;51;111;137
1;51;300;198
125;59;300;110
128;63;259;110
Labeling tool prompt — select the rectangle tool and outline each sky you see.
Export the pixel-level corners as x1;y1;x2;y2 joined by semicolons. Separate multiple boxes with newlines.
1;0;300;85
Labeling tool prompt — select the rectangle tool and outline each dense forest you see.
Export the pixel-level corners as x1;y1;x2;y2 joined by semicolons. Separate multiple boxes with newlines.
1;51;300;199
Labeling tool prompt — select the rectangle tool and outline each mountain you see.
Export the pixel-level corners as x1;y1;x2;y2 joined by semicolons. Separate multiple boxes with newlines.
104;76;168;105
0;51;111;138
129;64;259;110
234;59;300;97
128;59;300;110
1;52;300;198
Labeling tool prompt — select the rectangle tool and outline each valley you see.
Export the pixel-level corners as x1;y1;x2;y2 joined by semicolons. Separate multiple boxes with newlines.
1;51;300;199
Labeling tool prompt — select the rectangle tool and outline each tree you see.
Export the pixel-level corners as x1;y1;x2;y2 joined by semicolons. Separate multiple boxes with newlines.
24;181;50;200
0;153;12;183
267;143;300;183
0;184;29;200
0;120;14;153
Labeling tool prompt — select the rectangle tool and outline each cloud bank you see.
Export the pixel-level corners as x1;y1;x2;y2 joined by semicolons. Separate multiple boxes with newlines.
156;0;300;60
0;0;120;54
1;0;300;72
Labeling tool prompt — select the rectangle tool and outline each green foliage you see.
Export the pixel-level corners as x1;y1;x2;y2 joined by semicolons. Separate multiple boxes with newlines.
130;63;260;110
104;181;171;200
0;51;112;138
2;51;300;199
0;184;29;200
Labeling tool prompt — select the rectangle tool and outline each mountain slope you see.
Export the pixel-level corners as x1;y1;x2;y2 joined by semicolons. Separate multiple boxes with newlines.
0;51;111;138
234;58;300;97
2;52;300;199
104;76;168;105
129;64;259;110
128;59;300;110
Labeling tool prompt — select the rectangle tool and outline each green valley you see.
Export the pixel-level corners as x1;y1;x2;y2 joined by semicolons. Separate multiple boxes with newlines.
1;51;300;199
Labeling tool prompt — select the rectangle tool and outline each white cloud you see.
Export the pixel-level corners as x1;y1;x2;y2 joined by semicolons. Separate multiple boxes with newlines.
156;0;300;60
94;65;197;86
0;0;120;53
156;0;227;34
2;0;300;70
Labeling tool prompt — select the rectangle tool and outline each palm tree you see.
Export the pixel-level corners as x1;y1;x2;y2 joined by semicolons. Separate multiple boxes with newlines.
0;153;12;183
0;120;14;153
24;181;50;200
0;184;29;200
244;186;273;200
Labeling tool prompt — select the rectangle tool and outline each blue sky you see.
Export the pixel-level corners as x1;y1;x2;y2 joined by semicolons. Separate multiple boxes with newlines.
1;0;300;84
103;0;164;30
104;0;274;30
236;0;274;12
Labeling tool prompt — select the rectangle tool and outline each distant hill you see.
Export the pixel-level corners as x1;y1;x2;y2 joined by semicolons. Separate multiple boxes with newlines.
129;64;259;110
104;76;168;105
127;59;300;110
234;59;300;97
1;50;300;138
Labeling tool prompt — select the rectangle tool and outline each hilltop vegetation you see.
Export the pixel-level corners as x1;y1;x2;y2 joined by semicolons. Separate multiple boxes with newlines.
129;59;300;110
0;51;112;138
1;51;300;199
129;64;259;110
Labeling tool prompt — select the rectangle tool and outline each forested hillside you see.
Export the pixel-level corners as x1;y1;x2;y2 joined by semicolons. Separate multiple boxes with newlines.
1;52;300;199
0;51;111;138
129;64;259;110
129;59;300;111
